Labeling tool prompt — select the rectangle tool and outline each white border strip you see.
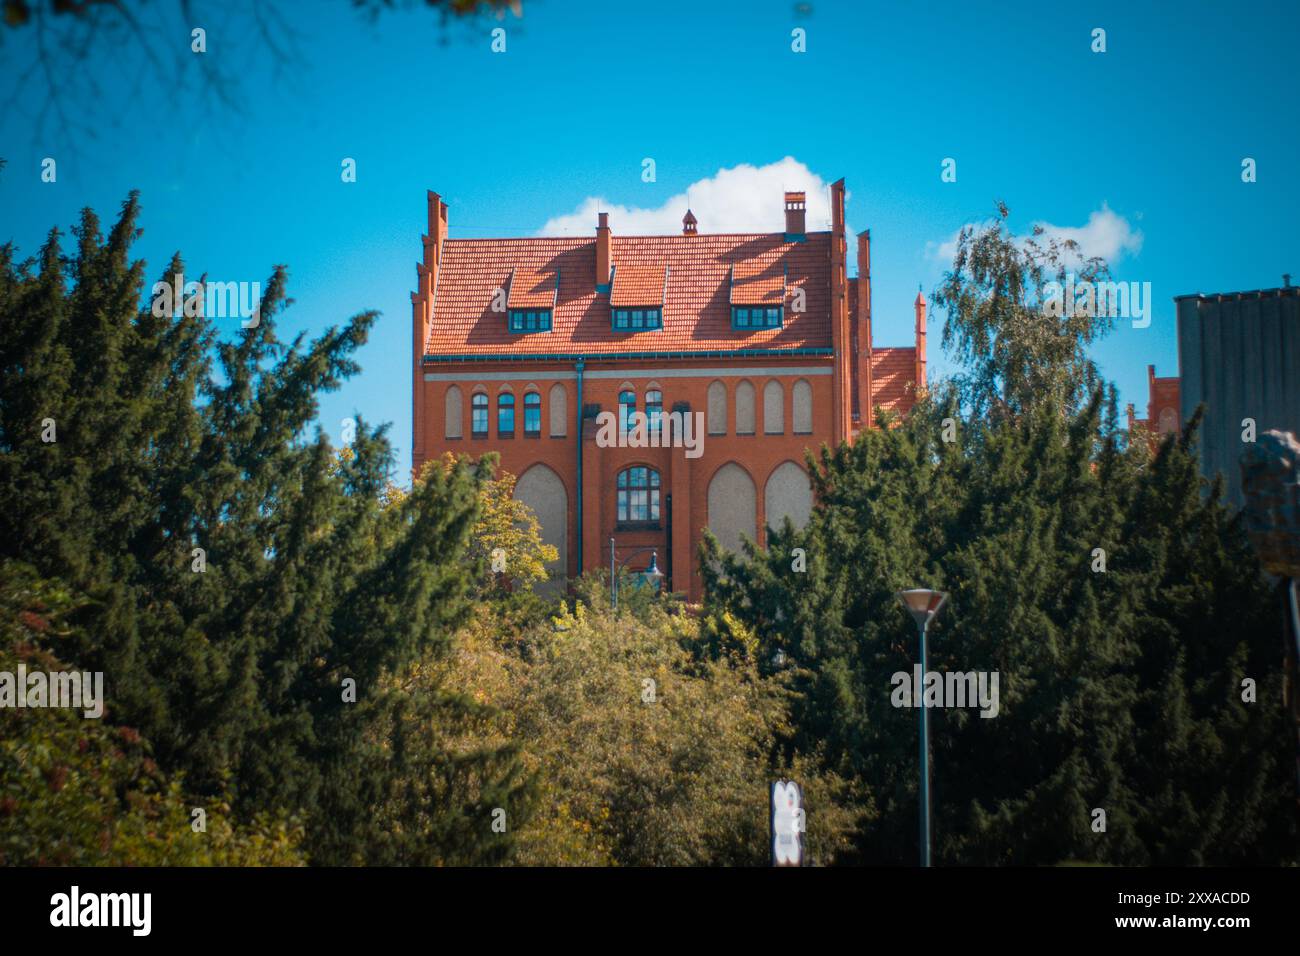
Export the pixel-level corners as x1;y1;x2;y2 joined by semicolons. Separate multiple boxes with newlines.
423;365;832;382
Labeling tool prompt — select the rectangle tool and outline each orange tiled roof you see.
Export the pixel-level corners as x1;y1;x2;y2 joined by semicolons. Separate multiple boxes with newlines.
870;347;917;417
730;257;786;305
505;267;558;309
424;233;831;355
610;263;668;308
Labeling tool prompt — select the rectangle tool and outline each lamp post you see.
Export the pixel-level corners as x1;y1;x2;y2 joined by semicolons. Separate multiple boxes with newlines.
609;537;664;610
896;587;948;868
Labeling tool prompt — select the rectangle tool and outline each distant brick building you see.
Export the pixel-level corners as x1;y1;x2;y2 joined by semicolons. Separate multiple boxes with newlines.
1126;364;1182;443
411;180;926;601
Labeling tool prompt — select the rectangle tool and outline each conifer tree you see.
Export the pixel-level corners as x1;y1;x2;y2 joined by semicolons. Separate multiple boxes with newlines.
703;392;1295;865
0;194;529;863
701;199;1296;864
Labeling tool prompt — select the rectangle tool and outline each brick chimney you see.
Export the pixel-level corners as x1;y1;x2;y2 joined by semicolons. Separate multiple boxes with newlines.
596;212;612;293
682;209;697;236
425;190;447;270
784;191;806;240
914;288;928;395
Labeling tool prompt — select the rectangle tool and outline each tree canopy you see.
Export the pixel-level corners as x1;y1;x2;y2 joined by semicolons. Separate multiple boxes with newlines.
0;194;529;864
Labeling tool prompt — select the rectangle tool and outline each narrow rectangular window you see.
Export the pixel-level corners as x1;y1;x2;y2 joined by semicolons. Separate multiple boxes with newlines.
524;392;541;436
472;394;489;437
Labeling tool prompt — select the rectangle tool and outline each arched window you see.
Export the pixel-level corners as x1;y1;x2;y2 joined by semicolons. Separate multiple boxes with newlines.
792;379;813;434
498;392;515;435
524;391;542;436
735;380;756;435
444;385;463;439
646;389;663;434
471;392;489;438
707;380;727;435
617;466;661;525
549;383;567;437
763;380;784;434
1157;407;1177;434
619;388;636;434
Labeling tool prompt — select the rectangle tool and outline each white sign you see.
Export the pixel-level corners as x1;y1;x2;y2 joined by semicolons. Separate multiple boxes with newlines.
771;780;805;866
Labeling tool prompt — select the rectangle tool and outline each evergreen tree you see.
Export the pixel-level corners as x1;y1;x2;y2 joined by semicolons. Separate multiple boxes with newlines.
703;394;1295;865
0;195;529;863
704;198;1294;865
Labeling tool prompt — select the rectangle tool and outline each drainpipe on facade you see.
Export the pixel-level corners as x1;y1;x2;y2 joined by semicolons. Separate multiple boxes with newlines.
575;357;585;576
665;493;673;593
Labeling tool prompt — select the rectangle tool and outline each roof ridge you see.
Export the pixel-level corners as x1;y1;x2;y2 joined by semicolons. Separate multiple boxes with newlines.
444;231;833;243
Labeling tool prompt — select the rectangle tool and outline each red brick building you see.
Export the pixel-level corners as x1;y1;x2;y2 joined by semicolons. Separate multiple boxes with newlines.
411;180;925;601
1126;363;1182;444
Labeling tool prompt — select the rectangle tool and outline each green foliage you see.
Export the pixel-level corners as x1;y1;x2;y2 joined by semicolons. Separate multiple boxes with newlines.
933;202;1114;420
0;563;304;866
429;599;860;866
447;453;558;596
6;190;1285;869
703;394;1297;865
384;453;560;598
0;196;530;864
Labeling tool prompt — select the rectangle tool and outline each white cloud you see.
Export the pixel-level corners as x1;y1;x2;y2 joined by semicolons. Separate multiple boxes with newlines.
538;157;836;236
1031;204;1143;266
926;204;1143;269
926;221;993;267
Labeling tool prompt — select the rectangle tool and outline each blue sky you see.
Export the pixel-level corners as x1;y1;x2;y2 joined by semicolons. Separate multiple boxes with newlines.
2;0;1296;480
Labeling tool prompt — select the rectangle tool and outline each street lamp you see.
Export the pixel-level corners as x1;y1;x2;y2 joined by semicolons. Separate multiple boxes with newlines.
610;537;664;610
896;587;948;868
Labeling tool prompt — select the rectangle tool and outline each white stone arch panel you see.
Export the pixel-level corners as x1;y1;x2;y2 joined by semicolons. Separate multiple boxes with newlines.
514;463;567;595
549;383;567;437
764;460;812;532
707;462;757;554
735;380;756;435
707;380;727;435
792;379;813;434
444;384;463;439
763;380;784;434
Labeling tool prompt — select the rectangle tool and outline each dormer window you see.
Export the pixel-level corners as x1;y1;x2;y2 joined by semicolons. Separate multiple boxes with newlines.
505;266;558;333
508;309;552;333
732;306;783;330
610;264;668;333
729;258;786;332
613;308;662;331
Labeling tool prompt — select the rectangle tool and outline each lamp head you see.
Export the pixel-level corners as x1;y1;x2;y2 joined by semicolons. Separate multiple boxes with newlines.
642;551;664;587
896;588;948;629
